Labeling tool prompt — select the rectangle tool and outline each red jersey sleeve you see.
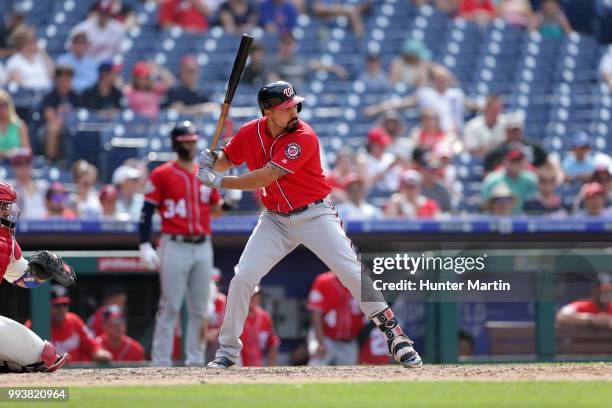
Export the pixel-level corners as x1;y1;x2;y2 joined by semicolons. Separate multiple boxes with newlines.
270;132;318;175
307;276;328;312
221;129;245;166
144;167;163;205
75;316;100;358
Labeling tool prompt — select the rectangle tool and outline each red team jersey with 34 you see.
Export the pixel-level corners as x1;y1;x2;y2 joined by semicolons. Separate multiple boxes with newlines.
221;117;331;213
144;160;220;235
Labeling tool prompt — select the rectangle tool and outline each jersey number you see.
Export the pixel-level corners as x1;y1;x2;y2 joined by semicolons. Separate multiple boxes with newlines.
163;199;187;218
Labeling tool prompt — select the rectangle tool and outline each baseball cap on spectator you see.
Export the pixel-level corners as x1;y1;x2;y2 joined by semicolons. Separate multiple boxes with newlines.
401;39;431;61
505;112;524;130
489;183;515;202
400;169;422;187
99;184;118;201
55;65;74;78
583;182;605;198
571;132;590;149
180;54;197;65
46;182;68;202
367;128;393;146
51;285;71;305
102;305;126;324
505;143;526;161
97;0;113;13
132;61;151;78
9;148;32;166
112;165;143;185
99;60;122;74
344;173;364;186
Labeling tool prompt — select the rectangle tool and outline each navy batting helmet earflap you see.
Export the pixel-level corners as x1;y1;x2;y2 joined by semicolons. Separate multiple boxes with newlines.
257;81;304;115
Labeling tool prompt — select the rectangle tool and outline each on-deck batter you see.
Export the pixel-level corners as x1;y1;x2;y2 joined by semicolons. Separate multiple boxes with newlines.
198;81;422;368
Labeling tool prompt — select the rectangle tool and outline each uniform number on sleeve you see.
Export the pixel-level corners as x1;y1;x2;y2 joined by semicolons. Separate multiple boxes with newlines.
163;199;187;218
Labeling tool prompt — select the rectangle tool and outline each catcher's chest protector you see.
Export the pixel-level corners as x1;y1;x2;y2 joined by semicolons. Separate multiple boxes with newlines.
0;228;14;282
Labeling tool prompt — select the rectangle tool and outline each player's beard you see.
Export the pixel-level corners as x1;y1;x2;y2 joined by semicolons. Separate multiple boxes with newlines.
284;118;299;133
175;144;195;162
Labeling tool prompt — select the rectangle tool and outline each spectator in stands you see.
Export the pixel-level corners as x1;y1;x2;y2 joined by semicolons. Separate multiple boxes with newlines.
240;286;280;367
121;157;149;194
562;132;598;183
335;175;383;220
361;127;402;192
87;287;128;337
0;90;30;157
523;164;565;216
601;45;612;92
327;147;363;203
529;0;572;38
483;112;548;172
159;0;212;32
590;164;612;202
0;5;25;58
385;169;441;218
573;182;612;217
219;0;258;33
69;0;126;62
463;94;507;157
46;285;113;363
365;65;470;133
457;0;495;27
357;53;391;93
0;63;5;87
69;160;103;219
496;0;533;28
242;43;271;89
433;143;460;201
410;108;456;151
45;182;77;219
87;0;136;28
270;33;348;90
5;25;53;91
389;38;431;88
124;61;175;119
80;61;123;116
379;111;412;162
417;154;453;214
485;183;516;216
41;66;80;161
9;150;47;220
112;165;145;221
258;0;298;34
556;283;612;329
99;184;130;220
95;305;145;362
311;0;372;38
57;32;99;93
166;55;213;115
481;146;538;213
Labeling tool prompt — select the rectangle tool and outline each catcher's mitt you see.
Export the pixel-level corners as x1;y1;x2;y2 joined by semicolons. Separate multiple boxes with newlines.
28;250;76;287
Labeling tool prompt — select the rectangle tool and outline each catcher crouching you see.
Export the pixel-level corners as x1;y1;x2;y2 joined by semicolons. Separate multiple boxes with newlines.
0;182;76;373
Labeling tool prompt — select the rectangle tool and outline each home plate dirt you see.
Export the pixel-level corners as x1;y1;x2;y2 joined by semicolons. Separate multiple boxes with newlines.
1;364;611;387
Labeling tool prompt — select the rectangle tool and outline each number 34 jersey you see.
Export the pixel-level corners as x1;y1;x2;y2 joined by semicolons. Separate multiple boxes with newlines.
144;160;220;235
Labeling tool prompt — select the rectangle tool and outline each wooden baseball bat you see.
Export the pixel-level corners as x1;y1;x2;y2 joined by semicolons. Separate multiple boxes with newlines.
209;34;254;151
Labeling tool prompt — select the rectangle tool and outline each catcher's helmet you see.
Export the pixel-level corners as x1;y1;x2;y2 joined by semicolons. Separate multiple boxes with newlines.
0;182;19;234
257;81;304;114
170;121;199;149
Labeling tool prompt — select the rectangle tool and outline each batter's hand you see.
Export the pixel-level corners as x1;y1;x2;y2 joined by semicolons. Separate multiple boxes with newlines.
199;149;218;168
139;242;159;270
197;166;223;188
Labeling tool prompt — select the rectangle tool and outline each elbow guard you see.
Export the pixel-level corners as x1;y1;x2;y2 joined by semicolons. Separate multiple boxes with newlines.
139;201;156;244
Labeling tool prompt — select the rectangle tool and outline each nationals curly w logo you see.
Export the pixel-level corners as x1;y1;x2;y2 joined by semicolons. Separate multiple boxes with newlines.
283;86;294;97
285;143;301;160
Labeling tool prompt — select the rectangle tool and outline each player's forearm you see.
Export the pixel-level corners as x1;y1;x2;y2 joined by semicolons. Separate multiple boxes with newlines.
220;168;277;190
311;311;326;342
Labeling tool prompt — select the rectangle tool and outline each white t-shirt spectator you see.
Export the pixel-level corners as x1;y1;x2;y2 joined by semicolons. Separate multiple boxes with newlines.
599;46;612;80
12;179;48;220
69;17;125;62
5;53;52;90
416;86;465;133
116;193;144;221
463;113;508;153
335;200;383;220
70;191;103;219
366;153;401;192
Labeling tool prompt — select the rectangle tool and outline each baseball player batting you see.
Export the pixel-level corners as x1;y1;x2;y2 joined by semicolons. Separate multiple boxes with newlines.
198;81;422;368
139;121;222;366
0;182;75;373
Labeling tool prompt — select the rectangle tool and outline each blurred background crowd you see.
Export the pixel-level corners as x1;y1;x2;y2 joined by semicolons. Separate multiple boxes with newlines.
0;0;612;221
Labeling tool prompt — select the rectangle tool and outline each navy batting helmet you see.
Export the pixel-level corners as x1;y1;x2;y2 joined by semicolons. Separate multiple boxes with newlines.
170;121;199;148
257;81;304;114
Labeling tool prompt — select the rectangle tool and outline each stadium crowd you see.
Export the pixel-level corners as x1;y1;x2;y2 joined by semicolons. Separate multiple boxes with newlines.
0;0;610;223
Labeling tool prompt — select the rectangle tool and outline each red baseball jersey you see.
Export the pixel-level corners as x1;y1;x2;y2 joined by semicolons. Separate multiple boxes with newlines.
145;160;220;235
86;306;107;337
158;0;209;31
51;312;101;362
568;300;612;315
0;228;21;283
221;117;331;213
307;271;365;341
96;334;145;362
358;328;391;365
239;306;280;367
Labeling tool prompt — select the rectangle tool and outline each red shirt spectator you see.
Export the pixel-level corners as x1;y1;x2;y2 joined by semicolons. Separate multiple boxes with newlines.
239;289;280;367
96;334;144;361
458;0;495;17
307;271;365;341
93;305;144;362
159;0;209;32
384;170;441;218
50;312;100;362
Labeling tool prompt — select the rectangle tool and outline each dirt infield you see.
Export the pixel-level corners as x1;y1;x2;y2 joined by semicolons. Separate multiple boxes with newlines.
1;364;611;387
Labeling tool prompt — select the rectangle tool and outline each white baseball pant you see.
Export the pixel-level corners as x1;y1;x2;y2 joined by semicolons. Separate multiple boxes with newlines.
0;315;46;371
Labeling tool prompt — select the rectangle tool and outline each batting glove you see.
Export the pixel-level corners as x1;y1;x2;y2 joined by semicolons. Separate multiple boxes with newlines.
198;166;223;188
199;149;218;168
139;242;159;270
